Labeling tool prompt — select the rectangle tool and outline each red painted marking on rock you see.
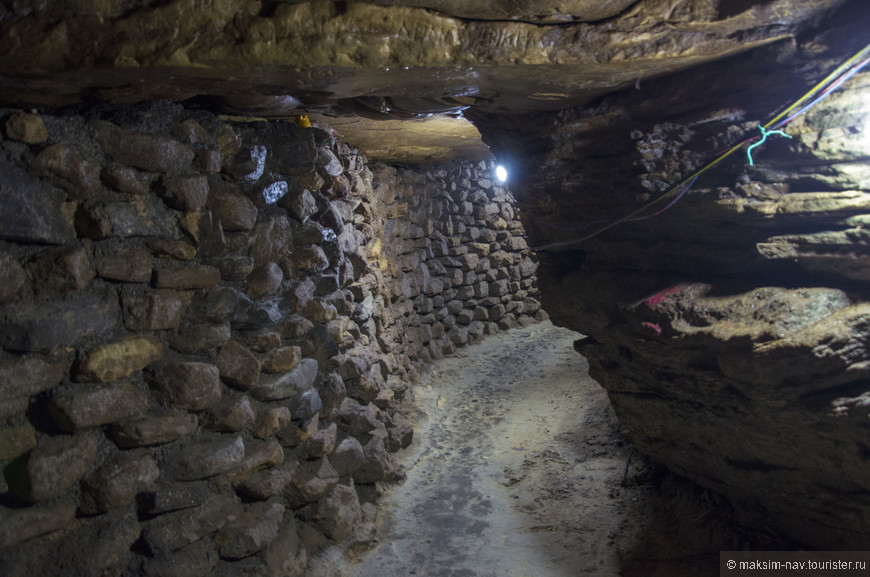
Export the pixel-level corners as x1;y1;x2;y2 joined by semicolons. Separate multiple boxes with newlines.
641;321;662;336
644;285;681;309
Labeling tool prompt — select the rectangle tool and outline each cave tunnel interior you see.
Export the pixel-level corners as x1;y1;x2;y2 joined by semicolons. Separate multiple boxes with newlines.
1;0;870;575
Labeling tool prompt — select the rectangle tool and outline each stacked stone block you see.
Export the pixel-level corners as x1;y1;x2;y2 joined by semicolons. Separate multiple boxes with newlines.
358;162;545;374
0;102;543;576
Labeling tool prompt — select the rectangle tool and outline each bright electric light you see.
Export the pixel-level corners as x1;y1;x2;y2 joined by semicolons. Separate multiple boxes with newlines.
495;165;508;183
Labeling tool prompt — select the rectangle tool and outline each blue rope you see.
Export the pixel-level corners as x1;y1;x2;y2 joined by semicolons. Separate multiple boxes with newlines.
746;125;792;166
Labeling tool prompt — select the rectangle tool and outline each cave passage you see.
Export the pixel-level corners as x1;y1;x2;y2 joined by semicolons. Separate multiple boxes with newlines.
342;322;679;577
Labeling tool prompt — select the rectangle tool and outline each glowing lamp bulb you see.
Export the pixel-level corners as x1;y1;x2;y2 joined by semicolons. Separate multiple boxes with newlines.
495;165;508;183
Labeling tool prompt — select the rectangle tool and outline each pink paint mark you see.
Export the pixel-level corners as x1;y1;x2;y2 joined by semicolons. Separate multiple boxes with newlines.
642;322;662;336
644;285;681;309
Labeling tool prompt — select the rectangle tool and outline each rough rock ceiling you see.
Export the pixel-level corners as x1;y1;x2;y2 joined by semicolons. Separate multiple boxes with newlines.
0;0;845;160
277;0;641;23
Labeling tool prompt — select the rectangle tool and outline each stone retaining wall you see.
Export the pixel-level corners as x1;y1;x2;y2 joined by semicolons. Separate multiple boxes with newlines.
0;101;543;576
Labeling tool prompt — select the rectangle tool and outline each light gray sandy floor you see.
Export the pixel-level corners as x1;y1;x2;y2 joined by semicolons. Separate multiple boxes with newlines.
343;321;654;577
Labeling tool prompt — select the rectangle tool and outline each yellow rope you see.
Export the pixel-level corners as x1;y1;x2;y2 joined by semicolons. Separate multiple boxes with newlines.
532;41;870;251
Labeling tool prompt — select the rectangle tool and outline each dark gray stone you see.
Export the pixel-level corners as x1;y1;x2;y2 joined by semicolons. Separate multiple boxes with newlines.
280;189;317;223
294;245;330;274
206;396;255;433
0;503;76;550
251;358;318;402
167;321;231;353
142;536;219;577
202;286;252;323
108;197;170;236
216;502;285;560
6;433;97;502
101;164;156;195
165;436;245;482
316;148;343;177
138;481;211;515
146;238;197;260
153;265;221;289
216;340;260;391
80;450;160;514
26;247;96;296
310;482;361;541
299;423;337;460
34;143;101;201
142;495;240;553
234;462;295;501
284;457;338;507
0;252;26;303
49;382;150;432
318;372;347;420
123;291;185;330
157;174;209;211
112;413;199;448
269;127;316;175
0;290;119;352
0;424;37;460
0;356;68;401
251;215;294;265
171;119;212;145
282;315;314;338
239;298;293;330
207;180;258;232
153;361;222;411
95;120;194;174
209;255;255;281
329;436;365;477
76;196;172;239
194;148;222;173
97;248;154;283
70;513;142;577
291;389;322;422
232;438;285;479
246;262;283;298
0;158;75;245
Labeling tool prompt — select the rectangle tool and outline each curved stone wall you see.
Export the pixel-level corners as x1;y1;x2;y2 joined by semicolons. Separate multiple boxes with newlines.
0;101;542;575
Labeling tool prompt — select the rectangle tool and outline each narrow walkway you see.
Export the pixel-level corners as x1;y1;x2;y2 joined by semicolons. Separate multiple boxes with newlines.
344;321;653;577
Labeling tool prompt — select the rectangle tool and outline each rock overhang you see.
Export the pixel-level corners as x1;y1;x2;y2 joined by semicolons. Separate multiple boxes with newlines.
0;0;846;161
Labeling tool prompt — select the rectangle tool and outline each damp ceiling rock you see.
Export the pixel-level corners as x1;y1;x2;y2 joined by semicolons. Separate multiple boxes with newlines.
0;0;844;116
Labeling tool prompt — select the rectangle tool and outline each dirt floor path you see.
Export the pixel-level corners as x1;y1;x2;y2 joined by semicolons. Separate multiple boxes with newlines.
341;321;670;577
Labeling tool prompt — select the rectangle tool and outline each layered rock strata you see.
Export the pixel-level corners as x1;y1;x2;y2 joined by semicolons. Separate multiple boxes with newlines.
0;0;843;116
474;3;870;549
0;101;542;575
